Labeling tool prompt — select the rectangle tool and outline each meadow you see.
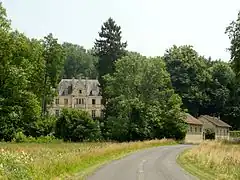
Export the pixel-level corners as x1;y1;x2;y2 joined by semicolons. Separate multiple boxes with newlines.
178;141;240;180
0;139;175;180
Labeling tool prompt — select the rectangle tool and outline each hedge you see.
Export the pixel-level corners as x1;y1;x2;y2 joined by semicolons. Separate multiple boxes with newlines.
230;131;240;138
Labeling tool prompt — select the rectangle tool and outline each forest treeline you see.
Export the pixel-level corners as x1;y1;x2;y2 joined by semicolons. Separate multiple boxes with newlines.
0;3;239;142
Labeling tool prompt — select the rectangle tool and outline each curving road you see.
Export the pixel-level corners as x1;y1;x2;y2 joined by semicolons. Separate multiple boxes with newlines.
88;145;197;180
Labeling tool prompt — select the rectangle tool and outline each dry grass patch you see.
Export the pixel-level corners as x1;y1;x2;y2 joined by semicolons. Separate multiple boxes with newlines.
0;139;175;180
178;141;240;180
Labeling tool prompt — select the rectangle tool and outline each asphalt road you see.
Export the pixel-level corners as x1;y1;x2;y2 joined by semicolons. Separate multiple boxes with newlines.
88;145;197;180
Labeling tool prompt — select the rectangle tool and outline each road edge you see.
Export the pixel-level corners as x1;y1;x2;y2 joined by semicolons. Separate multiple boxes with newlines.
176;149;216;180
65;141;178;180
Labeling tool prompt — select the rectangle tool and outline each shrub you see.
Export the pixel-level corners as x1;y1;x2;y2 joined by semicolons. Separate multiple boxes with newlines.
12;132;61;143
13;132;28;143
28;115;57;137
55;108;102;142
0;92;42;141
230;131;240;138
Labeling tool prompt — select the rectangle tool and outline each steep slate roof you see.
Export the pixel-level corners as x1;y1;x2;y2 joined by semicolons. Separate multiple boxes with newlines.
184;113;203;125
198;115;231;128
58;78;100;96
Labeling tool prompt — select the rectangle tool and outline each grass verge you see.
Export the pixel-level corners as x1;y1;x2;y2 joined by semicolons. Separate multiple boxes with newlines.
0;139;176;180
177;141;240;180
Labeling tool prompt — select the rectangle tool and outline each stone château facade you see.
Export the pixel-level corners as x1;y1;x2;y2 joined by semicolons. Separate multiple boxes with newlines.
48;78;103;118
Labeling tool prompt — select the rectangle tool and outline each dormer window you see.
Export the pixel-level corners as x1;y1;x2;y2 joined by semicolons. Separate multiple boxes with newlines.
79;90;82;94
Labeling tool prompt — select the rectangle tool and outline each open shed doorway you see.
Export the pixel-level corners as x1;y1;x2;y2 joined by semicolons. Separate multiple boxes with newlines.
204;128;215;140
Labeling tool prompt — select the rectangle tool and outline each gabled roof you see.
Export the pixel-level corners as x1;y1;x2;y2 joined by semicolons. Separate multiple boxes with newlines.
198;115;231;128
58;78;100;96
184;113;203;125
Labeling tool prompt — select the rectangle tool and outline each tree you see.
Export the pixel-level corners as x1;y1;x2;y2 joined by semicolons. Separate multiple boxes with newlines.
163;45;210;116
0;4;42;140
62;42;98;79
0;2;10;31
226;11;240;80
204;62;234;116
103;54;187;141
94;17;127;100
41;33;65;115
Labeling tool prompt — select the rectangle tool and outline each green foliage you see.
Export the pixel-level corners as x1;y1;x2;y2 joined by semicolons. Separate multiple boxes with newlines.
41;33;66;115
164;45;210;116
13;132;28;143
0;31;42;140
103;54;187;141
1;0;240;145
94;17;127;100
205;62;235;115
226;12;240;80
0;2;10;31
0;3;64;141
62;42;98;79
29;115;57;137
55;108;102;142
230;131;240;137
12;133;60;143
163;45;240;130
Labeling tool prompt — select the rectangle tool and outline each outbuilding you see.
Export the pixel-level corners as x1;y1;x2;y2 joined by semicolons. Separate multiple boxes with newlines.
198;115;231;140
184;113;204;143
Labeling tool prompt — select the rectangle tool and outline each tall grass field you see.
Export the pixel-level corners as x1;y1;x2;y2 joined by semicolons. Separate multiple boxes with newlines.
0;139;175;179
178;141;240;180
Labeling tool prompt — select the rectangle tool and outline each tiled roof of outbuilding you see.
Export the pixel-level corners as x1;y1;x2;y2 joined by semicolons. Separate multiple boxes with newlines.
184;113;203;125
198;115;231;128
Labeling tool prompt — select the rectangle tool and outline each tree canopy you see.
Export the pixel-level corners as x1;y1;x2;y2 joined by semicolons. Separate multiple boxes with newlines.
103;54;187;141
94;17;127;100
226;12;240;80
62;42;98;79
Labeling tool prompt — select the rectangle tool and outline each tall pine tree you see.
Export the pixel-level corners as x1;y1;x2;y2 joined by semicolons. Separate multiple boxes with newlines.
94;17;127;101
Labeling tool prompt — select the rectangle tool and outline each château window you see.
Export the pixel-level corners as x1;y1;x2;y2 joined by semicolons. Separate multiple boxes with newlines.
79;90;82;94
195;127;197;132
92;110;96;118
64;99;68;105
75;98;84;105
55;98;59;105
92;99;96;105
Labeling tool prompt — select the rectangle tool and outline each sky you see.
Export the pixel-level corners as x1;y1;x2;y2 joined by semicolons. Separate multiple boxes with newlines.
2;0;240;61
